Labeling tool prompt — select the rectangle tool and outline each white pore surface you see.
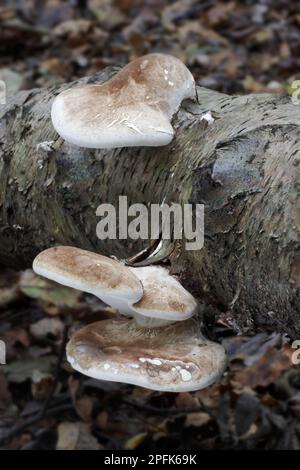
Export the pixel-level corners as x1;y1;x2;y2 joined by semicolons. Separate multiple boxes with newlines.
33;263;142;314
51;98;174;148
66;317;227;393
66;350;225;393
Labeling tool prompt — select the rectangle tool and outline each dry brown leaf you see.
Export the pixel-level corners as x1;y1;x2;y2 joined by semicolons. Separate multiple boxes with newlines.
20;269;80;310
0;285;20;307
67;375;94;421
5;356;56;383
175;392;199;408
31;370;54;401
53;19;92;36
231;346;294;391
195;383;222;408
130;386;155;401
68;375;80;402
162;0;197;30
206;2;235;26
185;412;211;428
0;268;20;307
6;328;30;348
243;75;267;93
56;421;101;450
178;20;228;46
7;433;32;450
30;317;64;340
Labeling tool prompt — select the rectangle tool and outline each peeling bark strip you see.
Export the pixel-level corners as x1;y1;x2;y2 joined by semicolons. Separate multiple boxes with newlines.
0;68;299;335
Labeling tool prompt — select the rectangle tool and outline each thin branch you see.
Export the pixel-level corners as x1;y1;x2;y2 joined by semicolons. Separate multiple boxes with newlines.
39;324;69;418
122;399;213;416
0;403;74;447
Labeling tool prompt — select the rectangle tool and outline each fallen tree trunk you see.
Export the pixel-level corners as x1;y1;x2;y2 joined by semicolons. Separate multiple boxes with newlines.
0;69;299;335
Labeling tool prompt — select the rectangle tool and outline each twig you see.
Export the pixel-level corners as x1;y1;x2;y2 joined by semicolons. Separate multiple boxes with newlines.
1;19;50;36
21;393;70;418
0;309;31;322
0;403;74;447
122;399;213;416
40;324;69;418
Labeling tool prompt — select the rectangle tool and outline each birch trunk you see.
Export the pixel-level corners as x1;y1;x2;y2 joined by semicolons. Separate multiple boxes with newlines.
0;68;299;335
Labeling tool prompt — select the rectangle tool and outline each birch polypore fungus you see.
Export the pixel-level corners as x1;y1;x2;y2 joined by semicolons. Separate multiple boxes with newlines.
32;246;143;315
33;246;227;391
66;318;227;392
51;53;196;148
32;246;196;327
130;266;197;327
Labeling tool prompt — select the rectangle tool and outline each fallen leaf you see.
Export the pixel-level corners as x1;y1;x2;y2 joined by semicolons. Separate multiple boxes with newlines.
5;328;30;348
0;286;20;307
5;356;56;383
243;75;267;93
31;369;54;401
7;433;32;450
206;2;235;26
231;346;294;390
175;392;199;408
195;383;222;408
30;317;64;340
56;421;101;450
185;412;211;428
53;19;92;36
224;332;288;366
20;270;80;309
125;432;148;450
0;270;20;306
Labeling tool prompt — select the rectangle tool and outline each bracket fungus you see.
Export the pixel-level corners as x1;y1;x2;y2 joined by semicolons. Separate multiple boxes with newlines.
129;266;197;327
51;53;196;148
33;246;143;315
33;245;227;392
66;318;226;393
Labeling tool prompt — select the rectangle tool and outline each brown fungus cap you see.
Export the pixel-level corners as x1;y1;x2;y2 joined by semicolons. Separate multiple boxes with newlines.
33;246;143;314
129;266;197;327
51;53;196;148
66;318;227;392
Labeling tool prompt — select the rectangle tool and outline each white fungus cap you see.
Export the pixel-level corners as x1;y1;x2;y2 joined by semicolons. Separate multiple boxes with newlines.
51;53;196;148
66;317;227;393
129;266;197;327
32;246;143;315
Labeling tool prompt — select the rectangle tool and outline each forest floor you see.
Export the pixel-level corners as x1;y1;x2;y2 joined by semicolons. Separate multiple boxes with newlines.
0;0;300;450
